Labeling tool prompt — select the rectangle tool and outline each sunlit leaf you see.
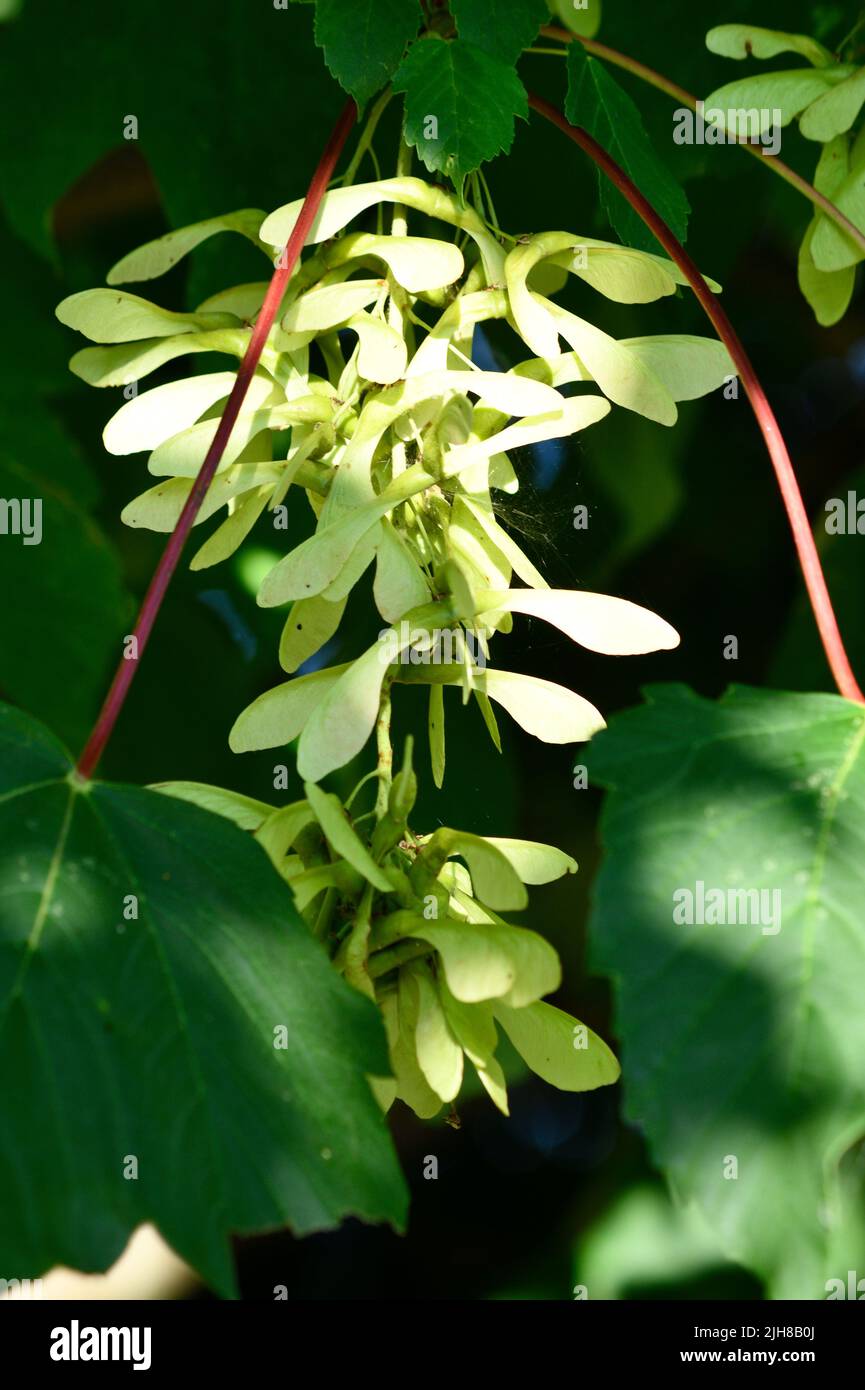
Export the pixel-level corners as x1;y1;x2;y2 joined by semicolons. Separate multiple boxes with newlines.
56;289;237;343
402;961;463;1102
481;837;577;884
149;780;275;831
800;66;865;142
705;23;833;68
411;917;560;1007
304;781;392;891
107;209;269;285
475;587;680;654
279;594;347;674
420;826;528;909
494;1000;620;1089
229;664;350;753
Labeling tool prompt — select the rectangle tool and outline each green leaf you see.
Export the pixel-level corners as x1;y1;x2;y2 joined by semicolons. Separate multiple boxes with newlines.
800;66;865;142
549;303;679;424
494;1000;620;1089
314;0;422;107
705;24;834;69
70;329;250;388
55;289;236;344
374;521;431;622
420;826;528;909
378;985;442;1118
702;70;841;134
230;664;350;754
546;0;601;39
410;917;560;1007
617;336;735;402
261;176;505;285
149;780;275;831
348;313;408;385
102;371;239;455
565;43;689;253
799;217;856;324
281;279;385;334
588;684;865;1298
475;587;681;654
121;462;283;533
255;801;316;864
482;668;606;742
799;135;857;321
429;684;446;788
0;702;407;1294
394;36;528;186
107;210;269;284
190;485;273;571
279;594;347;674
147;394;330;479
304;781;392;892
811;144;865;271
342;232;465;292
451;0;548;65
481;837;577;883
401;961;463;1102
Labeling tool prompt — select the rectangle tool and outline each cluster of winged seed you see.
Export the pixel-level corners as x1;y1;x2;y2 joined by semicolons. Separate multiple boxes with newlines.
158;735;621;1117
704;22;865;326
59;174;734;1116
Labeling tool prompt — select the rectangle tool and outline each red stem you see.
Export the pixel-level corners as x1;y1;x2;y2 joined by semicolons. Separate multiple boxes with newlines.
76;100;357;779
528;92;864;706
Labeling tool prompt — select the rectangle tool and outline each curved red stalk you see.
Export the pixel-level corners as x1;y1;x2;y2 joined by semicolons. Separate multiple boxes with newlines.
528;91;864;706
76;100;357;779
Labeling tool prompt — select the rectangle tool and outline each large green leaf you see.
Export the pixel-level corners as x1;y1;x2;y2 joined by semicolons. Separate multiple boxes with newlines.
565;43;689;253
314;0;422;107
588;684;865;1298
451;0;548;65
394;36;528;186
0;702;406;1296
